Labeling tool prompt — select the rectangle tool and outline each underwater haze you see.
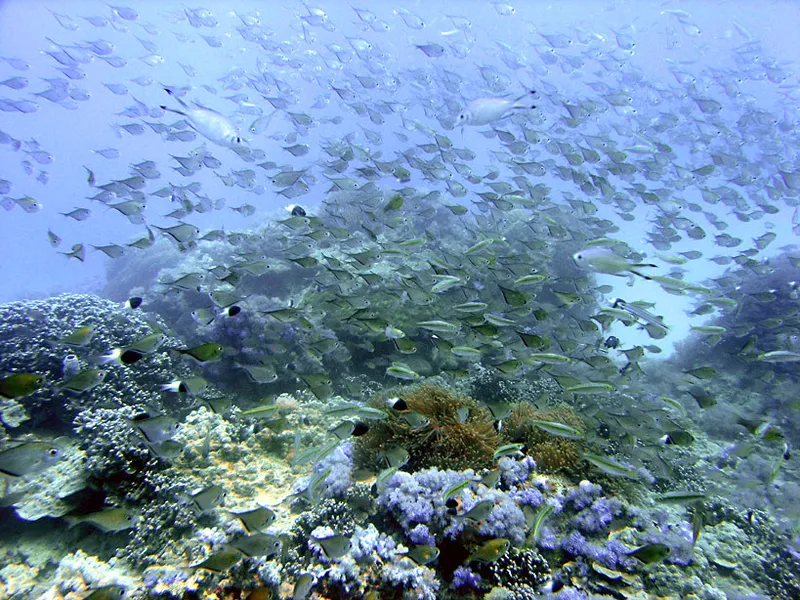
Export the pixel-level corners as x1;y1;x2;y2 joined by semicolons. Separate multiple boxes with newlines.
1;1;800;599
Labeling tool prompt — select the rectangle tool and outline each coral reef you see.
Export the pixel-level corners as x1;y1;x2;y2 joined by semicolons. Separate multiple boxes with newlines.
355;383;501;472
504;404;586;474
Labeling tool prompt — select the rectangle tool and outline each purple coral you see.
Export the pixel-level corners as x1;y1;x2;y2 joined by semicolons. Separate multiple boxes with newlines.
498;455;537;487
296;441;353;500
571;497;624;534
350;524;398;562
566;480;602;509
452;566;482;590
379;465;533;545
408;524;436;547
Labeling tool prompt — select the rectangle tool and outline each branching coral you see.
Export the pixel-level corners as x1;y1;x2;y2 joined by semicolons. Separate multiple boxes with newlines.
356;384;501;472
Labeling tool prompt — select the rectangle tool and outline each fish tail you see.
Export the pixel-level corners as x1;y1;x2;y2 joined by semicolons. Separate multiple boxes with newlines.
163;87;189;109
630;270;652;280
514;89;536;109
160;105;186;117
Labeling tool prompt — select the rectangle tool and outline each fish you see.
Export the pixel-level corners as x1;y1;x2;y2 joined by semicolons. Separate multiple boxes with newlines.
328;420;369;439
573;247;656;279
382;446;410;469
0;441;63;478
530;420;584;439
311;532;351;559
124;297;142;310
186;484;226;513
227;506;276;533
565;382;614;394
757;350;800;362
530;504;554;542
82;584;126;600
65;507;138;533
230;533;282;558
60;207;91;221
468;538;510;563
612;299;669;332
160;88;242;148
628;542;671;564
454;498;495;523
385;363;422;380
52;325;95;347
149;440;183;460
406;545;440;565
582;453;643;480
661;430;695;446
457;91;536;126
655;491;707;504
442;479;472;503
130;414;179;443
528;353;571;365
493;443;525;461
160;377;208;396
192;546;243;572
96;333;167;366
59;369;106;393
0;373;43;399
293;573;315;600
172;343;224;363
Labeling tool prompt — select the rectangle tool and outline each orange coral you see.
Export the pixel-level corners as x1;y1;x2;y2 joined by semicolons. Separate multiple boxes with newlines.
504;404;585;474
355;384;501;472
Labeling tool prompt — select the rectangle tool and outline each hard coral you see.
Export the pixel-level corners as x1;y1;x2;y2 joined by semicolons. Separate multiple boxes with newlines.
356;384;501;472
482;547;552;599
504;404;585;474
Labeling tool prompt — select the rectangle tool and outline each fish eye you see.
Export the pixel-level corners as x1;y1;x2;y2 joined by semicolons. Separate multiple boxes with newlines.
48;448;59;457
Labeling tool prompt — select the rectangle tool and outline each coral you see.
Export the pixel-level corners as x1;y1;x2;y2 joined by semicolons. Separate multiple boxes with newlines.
452;565;482;590
304;440;354;500
504;404;585;474
407;524;436;547
48;550;136;597
349;524;398;562
0;397;28;428
292;498;358;548
498;455;537;488
481;547;552;599
74;406;165;502
0;293;192;434
356;383;501;472
378;460;538;545
0;564;39;598
121;495;198;567
378;467;464;534
763;544;800;600
566;481;626;535
8;443;89;521
381;555;440;600
142;564;190;597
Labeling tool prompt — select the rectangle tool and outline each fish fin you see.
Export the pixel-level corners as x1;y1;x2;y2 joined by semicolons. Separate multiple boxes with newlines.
630;270;652;280
513;89;537;109
160;105;187;117
191;100;223;115
631;263;658;268
163;87;189;109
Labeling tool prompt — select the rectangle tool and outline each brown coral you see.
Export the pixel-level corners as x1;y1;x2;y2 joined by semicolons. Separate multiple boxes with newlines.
504;404;585;474
355;384;501;472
